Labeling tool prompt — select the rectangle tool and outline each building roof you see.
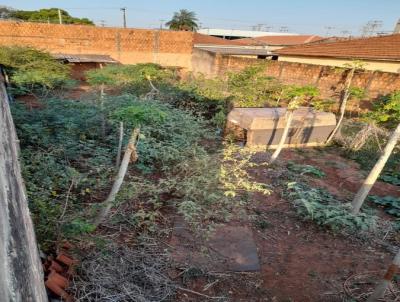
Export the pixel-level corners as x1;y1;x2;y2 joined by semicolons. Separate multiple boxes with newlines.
195;46;273;56
276;34;400;61
236;35;324;46
53;53;119;63
193;33;246;46
197;28;298;38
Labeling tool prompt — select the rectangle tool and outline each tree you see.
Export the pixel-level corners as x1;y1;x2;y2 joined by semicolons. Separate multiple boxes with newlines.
326;61;365;144
166;9;199;31
367;248;400;302
269;98;300;164
351;122;400;214
94;127;140;227
9;8;94;25
94;104;168;227
0;46;72;97
269;85;319;164
0;6;14;19
85;63;173;95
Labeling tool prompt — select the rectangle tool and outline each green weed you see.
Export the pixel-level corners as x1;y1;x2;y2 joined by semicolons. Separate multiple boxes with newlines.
286;182;377;233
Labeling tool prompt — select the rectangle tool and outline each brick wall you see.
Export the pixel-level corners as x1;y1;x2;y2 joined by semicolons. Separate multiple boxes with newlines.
0;21;194;69
209;53;400;106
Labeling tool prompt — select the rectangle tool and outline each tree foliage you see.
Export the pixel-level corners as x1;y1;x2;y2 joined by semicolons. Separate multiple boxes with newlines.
9;8;94;25
365;91;400;128
166;9;199;31
227;64;282;107
86;63;175;95
0;46;72;96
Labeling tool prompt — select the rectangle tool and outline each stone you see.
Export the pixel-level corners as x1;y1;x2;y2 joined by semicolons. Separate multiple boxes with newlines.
170;219;260;272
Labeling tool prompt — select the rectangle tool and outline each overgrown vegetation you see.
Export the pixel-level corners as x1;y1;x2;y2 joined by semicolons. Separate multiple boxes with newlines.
287;162;326;178
7;47;400;300
0;46;73;97
286;182;377;233
369;195;400;218
13;92;271;248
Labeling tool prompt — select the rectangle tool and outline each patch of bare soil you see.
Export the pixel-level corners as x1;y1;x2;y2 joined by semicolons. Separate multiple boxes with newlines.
280;148;400;199
169;148;398;302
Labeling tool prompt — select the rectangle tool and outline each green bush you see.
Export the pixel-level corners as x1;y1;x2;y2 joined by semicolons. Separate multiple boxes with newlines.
86;63;175;95
286;182;377;233
227;64;282;107
12;99;116;249
12;95;218;246
0;46;73;96
369;195;400;218
364;91;400;128
287;162;325;178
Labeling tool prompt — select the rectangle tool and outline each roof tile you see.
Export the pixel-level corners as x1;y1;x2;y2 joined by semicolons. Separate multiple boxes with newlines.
276;34;400;61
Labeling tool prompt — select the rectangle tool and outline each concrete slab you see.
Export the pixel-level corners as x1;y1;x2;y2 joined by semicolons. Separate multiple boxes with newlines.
226;107;336;147
170;219;260;272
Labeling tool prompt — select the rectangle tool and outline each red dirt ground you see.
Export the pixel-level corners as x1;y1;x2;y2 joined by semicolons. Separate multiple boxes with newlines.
172;148;399;302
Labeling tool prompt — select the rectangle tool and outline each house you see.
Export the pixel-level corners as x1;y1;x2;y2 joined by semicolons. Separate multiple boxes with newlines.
53;53;119;80
276;34;400;73
193;33;273;59
235;35;324;51
193;33;325;59
197;28;297;40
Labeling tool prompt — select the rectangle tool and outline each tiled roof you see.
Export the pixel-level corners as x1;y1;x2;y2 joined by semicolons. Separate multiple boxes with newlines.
276;34;400;61
193;33;247;46
236;35;324;46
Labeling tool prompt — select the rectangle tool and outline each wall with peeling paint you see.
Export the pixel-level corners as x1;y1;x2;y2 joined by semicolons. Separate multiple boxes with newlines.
0;72;47;302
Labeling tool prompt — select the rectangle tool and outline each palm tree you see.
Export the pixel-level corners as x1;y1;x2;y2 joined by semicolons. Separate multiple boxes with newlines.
166;9;199;31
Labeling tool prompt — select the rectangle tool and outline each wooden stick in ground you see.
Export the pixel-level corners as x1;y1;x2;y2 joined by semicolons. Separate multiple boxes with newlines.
326;67;356;144
351;123;400;214
367;248;400;302
100;83;106;138
94;127;140;227
116;121;124;168
269;109;294;164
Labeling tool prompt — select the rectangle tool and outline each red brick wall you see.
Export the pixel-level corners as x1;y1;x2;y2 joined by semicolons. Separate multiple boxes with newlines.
0;21;194;68
212;54;400;105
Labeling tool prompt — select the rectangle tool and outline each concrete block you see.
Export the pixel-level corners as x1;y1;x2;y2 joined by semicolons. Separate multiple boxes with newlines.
227;107;336;148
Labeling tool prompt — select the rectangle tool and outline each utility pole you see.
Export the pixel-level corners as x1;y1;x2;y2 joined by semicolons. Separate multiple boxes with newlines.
159;19;165;30
58;9;63;25
120;7;127;28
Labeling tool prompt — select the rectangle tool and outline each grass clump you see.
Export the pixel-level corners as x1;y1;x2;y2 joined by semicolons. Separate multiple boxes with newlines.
287;161;325;178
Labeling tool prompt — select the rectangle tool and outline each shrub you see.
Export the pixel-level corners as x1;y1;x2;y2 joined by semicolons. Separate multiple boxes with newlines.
85;63;175;95
369;195;400;218
287;162;325;178
227;64;282;107
0;46;73;96
286;182;377;233
365;91;400;128
11;99;116;249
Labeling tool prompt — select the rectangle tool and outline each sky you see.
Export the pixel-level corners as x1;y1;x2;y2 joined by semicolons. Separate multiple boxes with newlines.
3;0;400;36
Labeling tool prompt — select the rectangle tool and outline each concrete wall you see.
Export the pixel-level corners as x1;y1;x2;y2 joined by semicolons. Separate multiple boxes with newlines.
279;55;400;73
191;48;218;75
0;21;194;69
0;71;47;301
